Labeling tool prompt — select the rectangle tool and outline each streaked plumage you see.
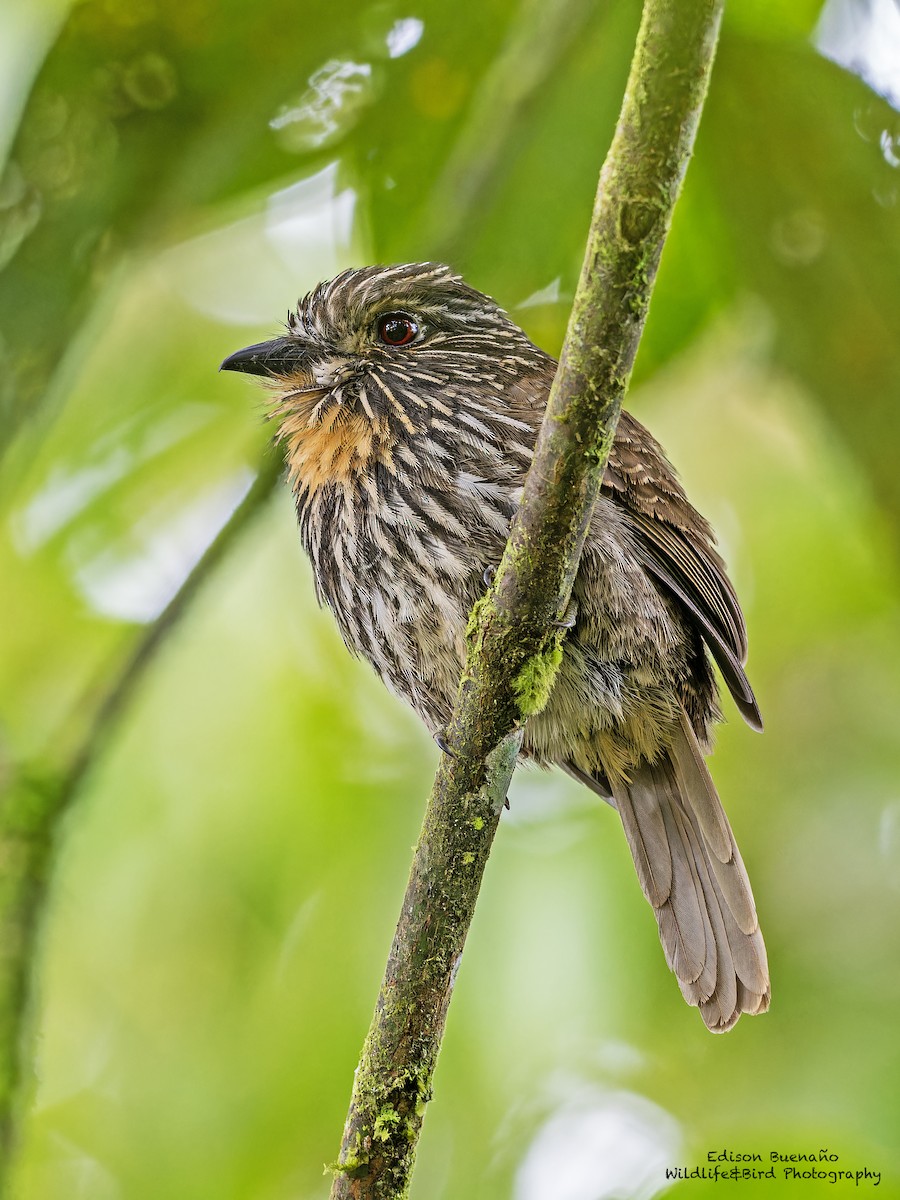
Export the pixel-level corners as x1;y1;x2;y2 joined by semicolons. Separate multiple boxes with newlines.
221;262;770;1031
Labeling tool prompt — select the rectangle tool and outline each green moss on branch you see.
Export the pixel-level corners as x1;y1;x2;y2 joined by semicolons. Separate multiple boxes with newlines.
513;643;564;717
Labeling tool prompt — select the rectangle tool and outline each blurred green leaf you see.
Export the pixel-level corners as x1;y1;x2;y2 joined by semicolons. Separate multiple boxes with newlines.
1;0;899;1196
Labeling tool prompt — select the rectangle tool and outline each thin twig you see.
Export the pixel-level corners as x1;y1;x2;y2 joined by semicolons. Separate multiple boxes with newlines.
329;0;725;1195
0;448;283;1184
57;448;284;806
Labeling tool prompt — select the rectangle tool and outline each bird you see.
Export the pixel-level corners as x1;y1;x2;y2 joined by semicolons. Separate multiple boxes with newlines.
221;261;770;1032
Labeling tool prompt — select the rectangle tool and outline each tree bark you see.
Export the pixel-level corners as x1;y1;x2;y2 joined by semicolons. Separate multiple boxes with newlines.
329;0;724;1196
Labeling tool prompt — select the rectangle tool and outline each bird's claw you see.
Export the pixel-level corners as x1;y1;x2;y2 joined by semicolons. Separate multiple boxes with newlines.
551;598;578;631
435;729;458;758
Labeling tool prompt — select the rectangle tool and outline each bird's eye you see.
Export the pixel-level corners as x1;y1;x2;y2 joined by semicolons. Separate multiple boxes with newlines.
377;313;419;347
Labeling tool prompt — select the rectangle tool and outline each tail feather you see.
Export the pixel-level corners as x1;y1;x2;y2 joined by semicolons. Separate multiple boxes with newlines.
671;708;731;862
707;836;758;937
610;707;770;1032
679;793;767;1019
615;763;672;908
666;796;718;1001
652;763;710;986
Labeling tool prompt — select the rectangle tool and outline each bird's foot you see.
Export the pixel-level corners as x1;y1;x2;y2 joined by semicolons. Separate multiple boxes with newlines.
435;728;458;758
551;597;578;631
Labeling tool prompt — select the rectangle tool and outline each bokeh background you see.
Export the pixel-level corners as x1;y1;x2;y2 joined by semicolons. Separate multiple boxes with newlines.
2;0;900;1196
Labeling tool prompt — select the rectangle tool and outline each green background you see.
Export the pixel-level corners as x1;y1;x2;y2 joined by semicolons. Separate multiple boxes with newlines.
1;0;899;1195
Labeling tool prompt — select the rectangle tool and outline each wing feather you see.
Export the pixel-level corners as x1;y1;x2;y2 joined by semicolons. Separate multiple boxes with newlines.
603;411;763;731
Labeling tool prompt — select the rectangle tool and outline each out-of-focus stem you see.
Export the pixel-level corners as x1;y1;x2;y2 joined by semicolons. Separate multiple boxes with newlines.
0;449;282;1187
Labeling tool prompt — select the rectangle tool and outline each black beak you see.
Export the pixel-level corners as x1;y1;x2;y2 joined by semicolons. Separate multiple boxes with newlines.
219;337;307;378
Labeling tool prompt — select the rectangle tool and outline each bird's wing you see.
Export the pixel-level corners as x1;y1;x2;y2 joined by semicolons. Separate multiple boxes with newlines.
603;411;762;731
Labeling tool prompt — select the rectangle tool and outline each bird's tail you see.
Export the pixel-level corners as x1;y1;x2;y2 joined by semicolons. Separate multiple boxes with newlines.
611;708;770;1032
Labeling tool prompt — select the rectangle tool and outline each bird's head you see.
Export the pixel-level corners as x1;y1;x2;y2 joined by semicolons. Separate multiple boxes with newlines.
221;263;549;498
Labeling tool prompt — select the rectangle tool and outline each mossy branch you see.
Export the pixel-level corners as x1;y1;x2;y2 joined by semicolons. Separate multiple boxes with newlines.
329;0;724;1196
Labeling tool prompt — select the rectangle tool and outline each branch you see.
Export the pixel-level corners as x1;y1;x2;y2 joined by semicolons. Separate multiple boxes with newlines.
0;448;282;1184
56;449;284;806
329;0;724;1195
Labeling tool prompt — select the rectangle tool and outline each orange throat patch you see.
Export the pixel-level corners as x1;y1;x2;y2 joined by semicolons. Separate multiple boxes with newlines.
274;389;395;496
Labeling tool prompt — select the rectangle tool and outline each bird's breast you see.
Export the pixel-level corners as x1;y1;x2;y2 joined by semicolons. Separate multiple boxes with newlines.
297;475;493;729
